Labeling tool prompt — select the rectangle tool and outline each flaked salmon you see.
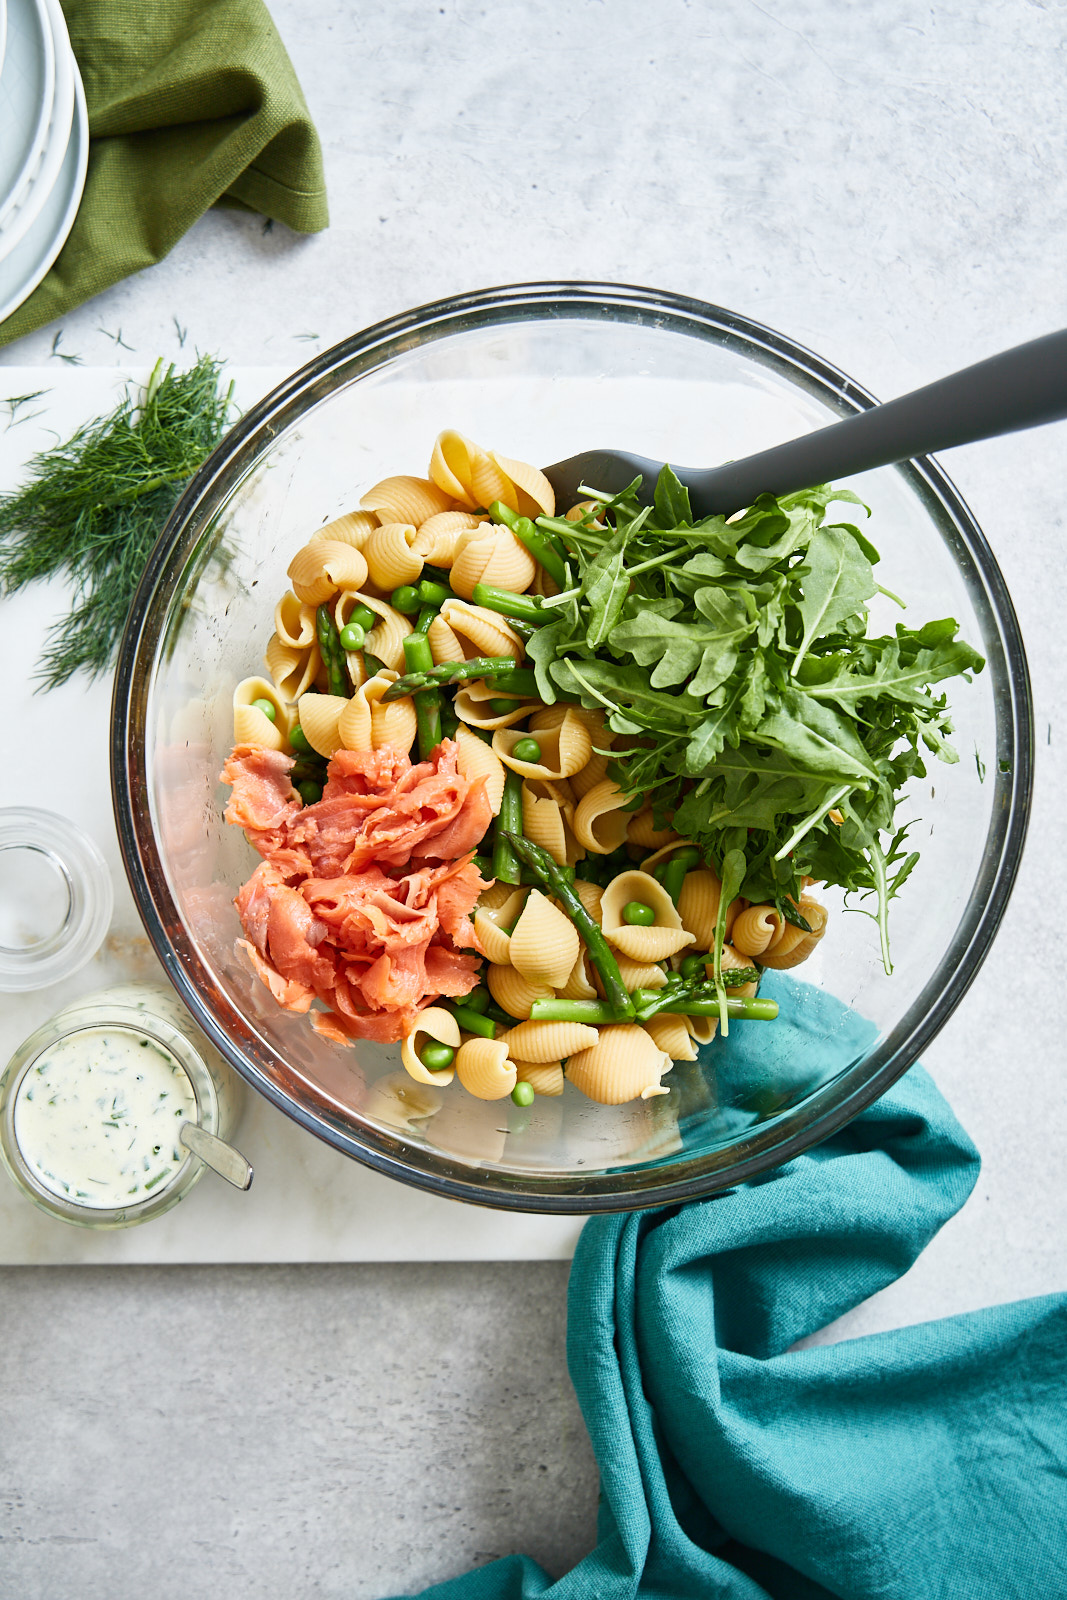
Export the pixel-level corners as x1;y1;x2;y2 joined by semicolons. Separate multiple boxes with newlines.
222;740;491;1042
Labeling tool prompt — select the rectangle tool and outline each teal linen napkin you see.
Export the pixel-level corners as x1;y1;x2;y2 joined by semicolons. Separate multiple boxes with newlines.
386;982;1067;1598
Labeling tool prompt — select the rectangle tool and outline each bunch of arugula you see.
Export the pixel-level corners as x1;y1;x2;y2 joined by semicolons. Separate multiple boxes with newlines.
525;468;984;976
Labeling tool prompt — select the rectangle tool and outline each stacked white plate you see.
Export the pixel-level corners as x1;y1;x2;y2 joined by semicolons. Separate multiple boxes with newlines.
0;0;88;327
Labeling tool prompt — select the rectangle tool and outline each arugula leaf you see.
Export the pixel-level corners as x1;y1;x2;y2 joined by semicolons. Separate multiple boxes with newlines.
798;638;984;715
792;525;876;673
653;464;693;528
613;591;752;695
550;657;703;731
526;617;569;703
582;523;632;650
752;688;880;783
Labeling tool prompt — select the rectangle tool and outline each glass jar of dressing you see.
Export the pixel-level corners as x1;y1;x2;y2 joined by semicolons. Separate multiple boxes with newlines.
0;982;245;1228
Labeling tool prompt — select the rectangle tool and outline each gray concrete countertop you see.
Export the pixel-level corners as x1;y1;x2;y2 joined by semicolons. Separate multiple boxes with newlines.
2;2;1065;1595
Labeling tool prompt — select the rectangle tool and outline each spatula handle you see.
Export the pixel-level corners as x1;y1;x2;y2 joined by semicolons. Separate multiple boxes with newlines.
693;327;1067;516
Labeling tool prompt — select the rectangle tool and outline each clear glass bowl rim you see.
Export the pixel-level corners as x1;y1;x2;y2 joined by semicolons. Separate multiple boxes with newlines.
111;280;1034;1214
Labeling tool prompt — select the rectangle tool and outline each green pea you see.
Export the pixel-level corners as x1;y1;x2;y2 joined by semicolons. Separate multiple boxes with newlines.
349;604;377;633
297;779;323;805
391;585;421;614
511;737;542;763
420;1042;456;1071
622;901;656;926
251;697;277;722
511;1081;536;1107
417;579;451;608
680;952;710;980
463;987;491;1015
289;724;313;755
339;622;366;652
488;698;519;716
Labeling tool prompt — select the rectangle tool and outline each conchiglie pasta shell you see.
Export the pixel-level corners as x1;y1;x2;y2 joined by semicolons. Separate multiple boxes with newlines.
513;1061;564;1097
566;1024;672;1105
731;904;783;958
644;1014;698;1062
757;898;827;970
717;942;759;997
336;592;412;673
450;527;537;601
493;708;592;782
677;870;741;948
456;725;506;813
274;591;317;648
467;450;515;513
559;951;598;1001
488;450;555;518
602;870;695;961
455;1037;517;1101
509;890;580;988
412;510;485;566
572;879;604;925
627;808;678;850
372;694;418;754
429;431;483;510
454;685;535;730
522;785;570;866
571;748;613;800
486;964;554;1020
364;522;423;590
297;693;349;758
233;699;286;751
427;614;465;666
472;888;527;964
440;599;524;662
265;633;320;704
234;675;292;740
310;510;379;550
573;778;630;854
478;881;516;913
287;539;369;604
686;1014;718;1045
360;475;453;526
615;957;668;991
502;1020;598;1062
401;1006;462;1086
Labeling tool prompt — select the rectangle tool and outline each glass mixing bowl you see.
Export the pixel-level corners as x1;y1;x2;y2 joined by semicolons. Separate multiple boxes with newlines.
112;283;1032;1213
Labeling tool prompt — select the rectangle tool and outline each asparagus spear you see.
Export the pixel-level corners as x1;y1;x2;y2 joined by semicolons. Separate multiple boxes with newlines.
492;771;524;886
381;655;523;701
471;583;548;624
402;633;443;758
503;832;635;1021
316;603;349;697
528;992;778;1024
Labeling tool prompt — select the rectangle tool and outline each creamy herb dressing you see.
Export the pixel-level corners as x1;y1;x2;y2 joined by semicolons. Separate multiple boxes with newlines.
13;1027;197;1209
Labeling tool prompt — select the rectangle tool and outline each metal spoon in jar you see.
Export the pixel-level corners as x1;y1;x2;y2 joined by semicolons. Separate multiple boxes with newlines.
542;327;1067;518
180;1123;254;1190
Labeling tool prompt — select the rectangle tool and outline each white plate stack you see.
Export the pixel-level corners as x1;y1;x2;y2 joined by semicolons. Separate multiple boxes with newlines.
0;0;88;327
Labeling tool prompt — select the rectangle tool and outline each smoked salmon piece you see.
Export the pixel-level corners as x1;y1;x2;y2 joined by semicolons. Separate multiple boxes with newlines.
222;740;492;1044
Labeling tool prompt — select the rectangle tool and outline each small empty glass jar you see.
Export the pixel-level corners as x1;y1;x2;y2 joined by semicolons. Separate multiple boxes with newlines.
0;809;113;991
0;981;245;1228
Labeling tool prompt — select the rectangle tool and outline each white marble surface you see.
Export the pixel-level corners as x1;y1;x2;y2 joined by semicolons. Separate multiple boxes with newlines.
1;1;1065;1594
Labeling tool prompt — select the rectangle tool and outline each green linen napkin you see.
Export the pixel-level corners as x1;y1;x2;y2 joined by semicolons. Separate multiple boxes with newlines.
0;0;328;347
388;975;1067;1599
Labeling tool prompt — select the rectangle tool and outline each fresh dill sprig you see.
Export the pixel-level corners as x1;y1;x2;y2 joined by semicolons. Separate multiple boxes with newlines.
2;391;50;431
0;354;234;688
50;330;83;366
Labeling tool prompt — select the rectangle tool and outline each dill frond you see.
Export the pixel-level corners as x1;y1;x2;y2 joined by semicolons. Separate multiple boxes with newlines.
0;354;234;688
